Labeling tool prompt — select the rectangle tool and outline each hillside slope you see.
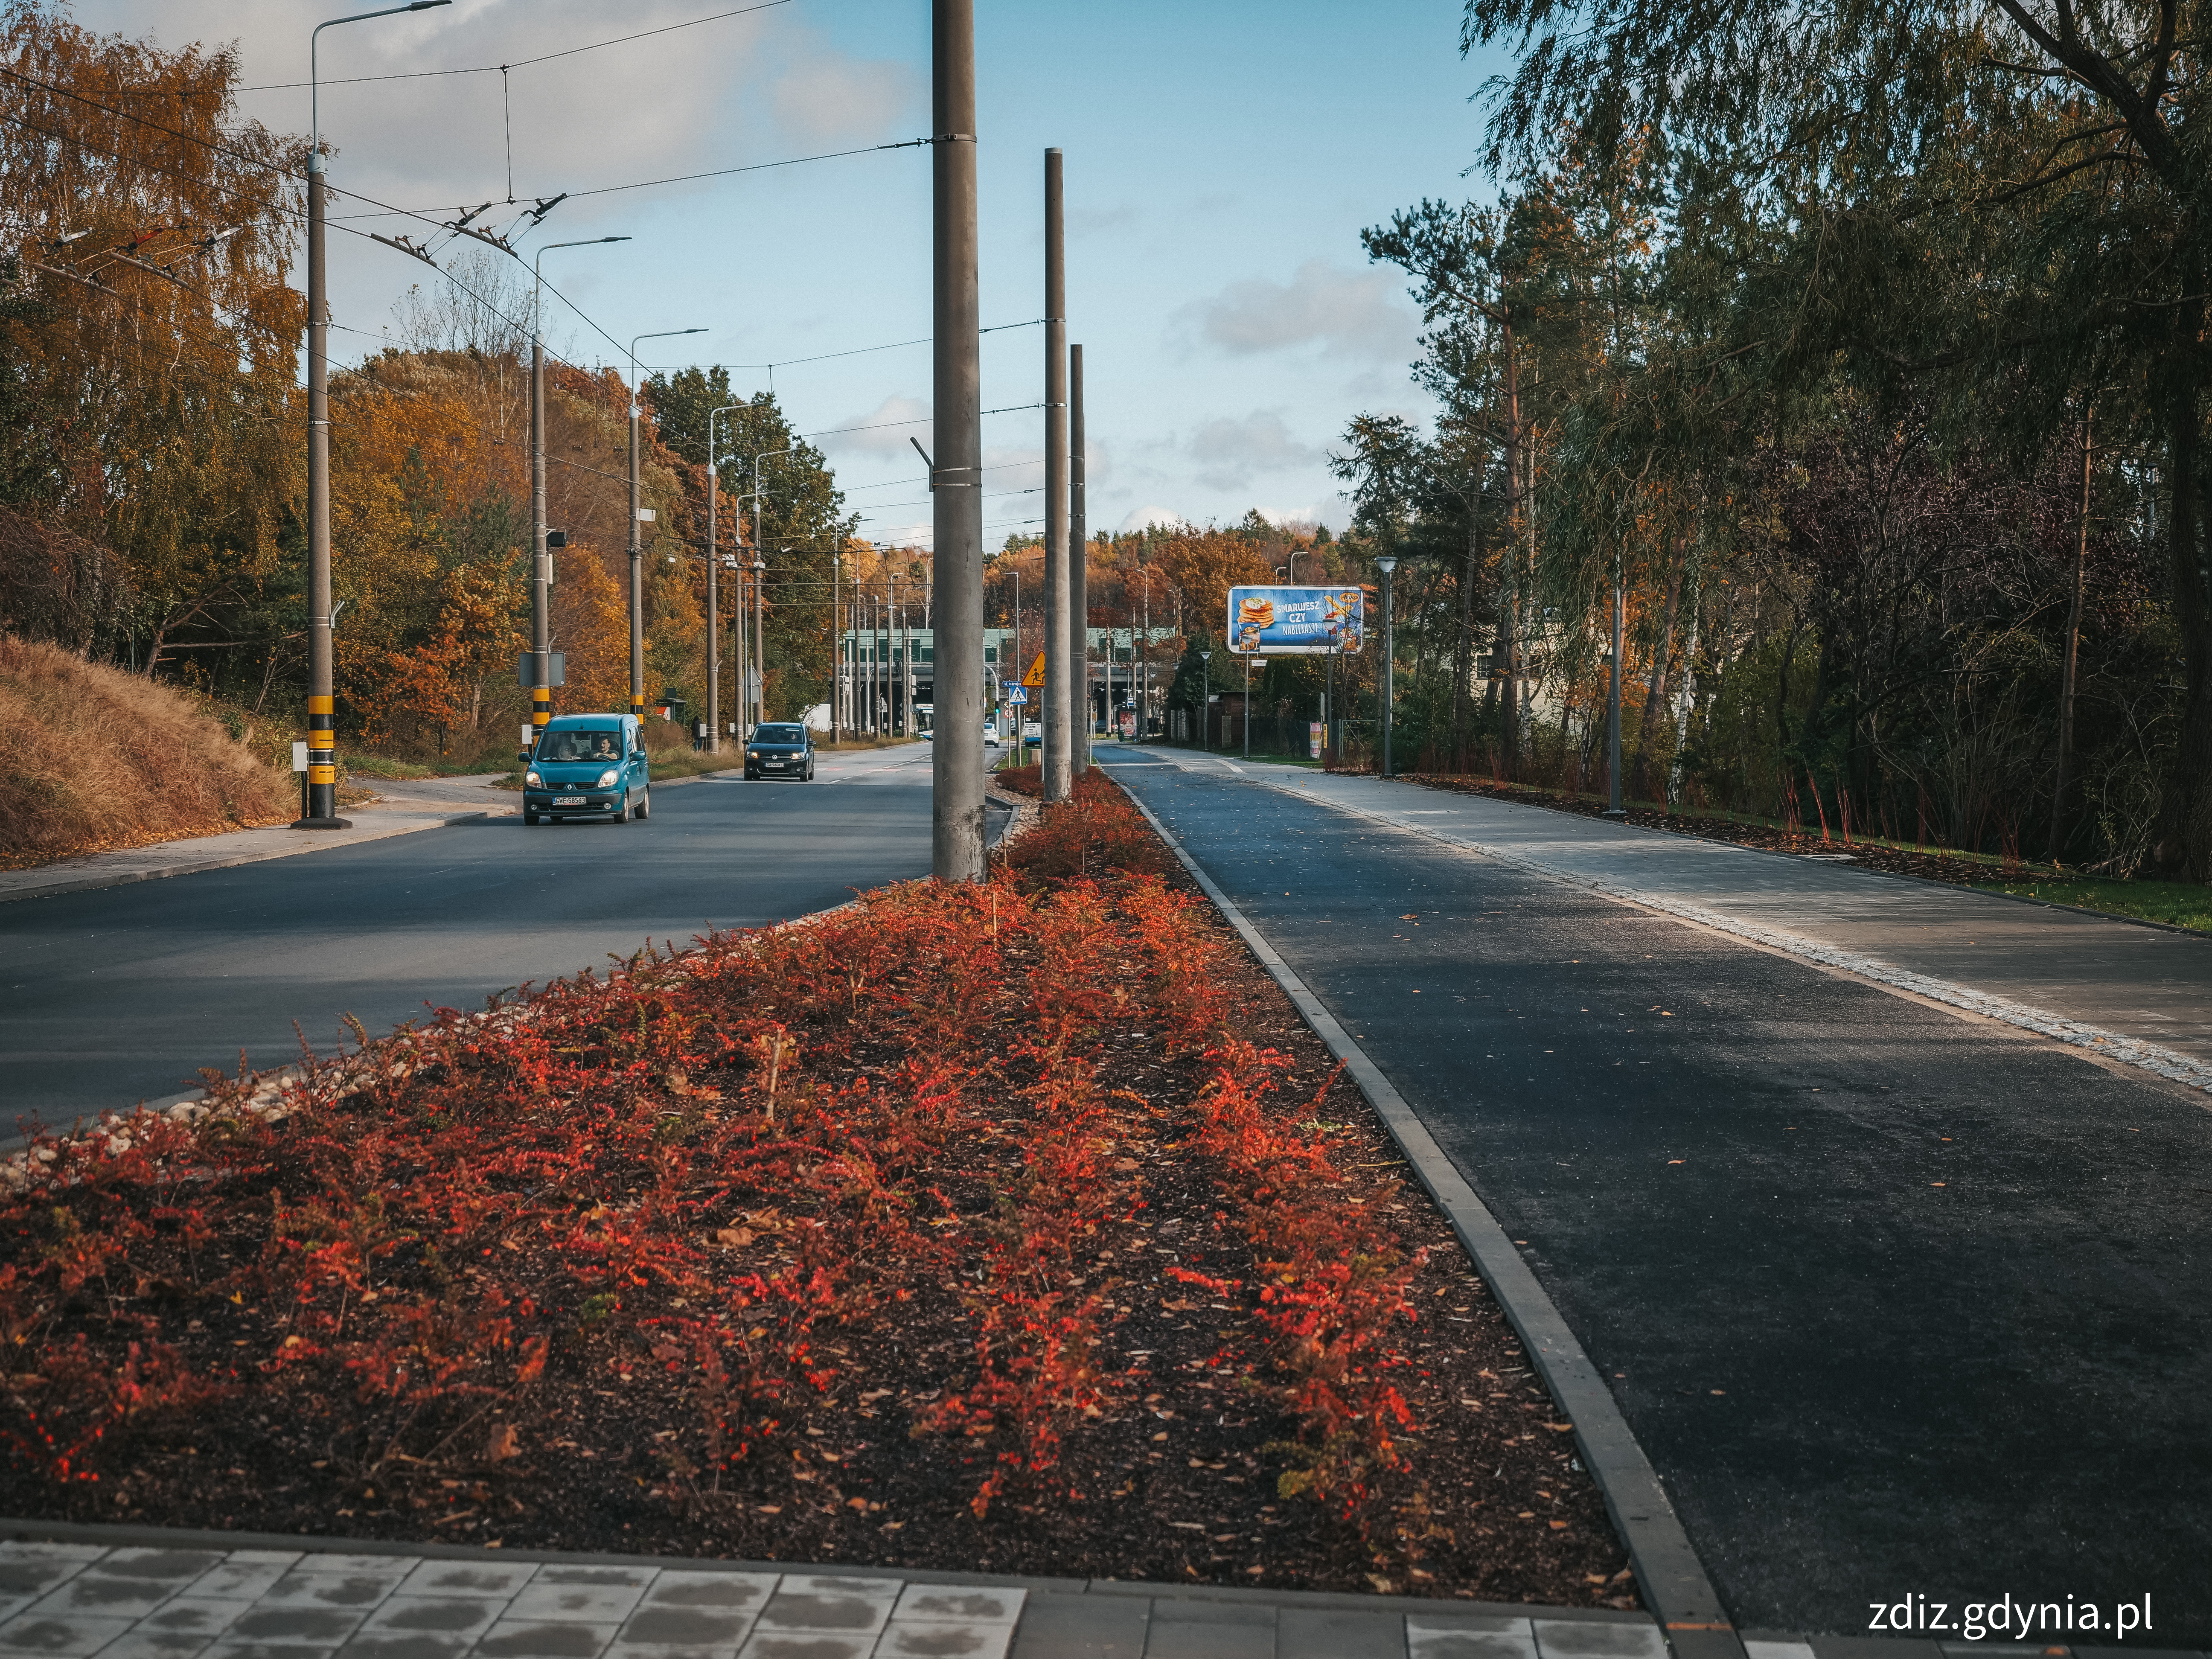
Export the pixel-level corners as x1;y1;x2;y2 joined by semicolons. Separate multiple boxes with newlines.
0;636;296;867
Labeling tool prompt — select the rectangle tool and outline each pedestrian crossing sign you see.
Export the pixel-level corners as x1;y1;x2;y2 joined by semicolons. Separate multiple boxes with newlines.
1005;684;1028;705
1022;652;1046;687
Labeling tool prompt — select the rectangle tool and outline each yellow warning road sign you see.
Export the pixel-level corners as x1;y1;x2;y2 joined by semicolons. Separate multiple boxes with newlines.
1021;652;1046;688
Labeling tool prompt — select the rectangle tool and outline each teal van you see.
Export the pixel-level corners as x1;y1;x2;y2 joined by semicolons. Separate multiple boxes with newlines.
521;714;651;825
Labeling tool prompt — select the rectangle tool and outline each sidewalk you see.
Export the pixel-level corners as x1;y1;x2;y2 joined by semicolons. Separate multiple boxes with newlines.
0;1530;1681;1659
1139;754;2212;1090
0;786;513;906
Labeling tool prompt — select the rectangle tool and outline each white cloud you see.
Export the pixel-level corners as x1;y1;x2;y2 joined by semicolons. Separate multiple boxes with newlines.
81;2;915;224
1174;259;1416;361
817;394;931;462
1249;500;1348;535
1118;505;1190;534
1188;409;1319;492
771;51;924;145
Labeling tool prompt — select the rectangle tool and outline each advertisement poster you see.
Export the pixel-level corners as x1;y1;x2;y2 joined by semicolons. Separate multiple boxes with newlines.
1225;585;1364;655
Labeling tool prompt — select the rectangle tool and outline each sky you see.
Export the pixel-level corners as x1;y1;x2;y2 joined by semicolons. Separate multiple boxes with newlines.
75;0;1511;550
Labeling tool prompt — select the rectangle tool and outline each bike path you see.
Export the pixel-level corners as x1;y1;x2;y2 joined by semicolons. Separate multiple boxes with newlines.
1099;753;2212;1642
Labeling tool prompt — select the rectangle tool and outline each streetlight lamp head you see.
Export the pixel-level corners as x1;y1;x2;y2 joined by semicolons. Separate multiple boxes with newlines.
405;1;451;9
1374;554;1397;575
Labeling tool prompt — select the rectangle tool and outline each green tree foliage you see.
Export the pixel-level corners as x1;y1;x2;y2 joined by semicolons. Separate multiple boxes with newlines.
1455;0;2212;873
0;3;303;686
647;373;855;720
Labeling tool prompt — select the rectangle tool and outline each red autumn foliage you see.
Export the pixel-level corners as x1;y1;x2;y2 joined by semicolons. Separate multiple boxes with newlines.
0;774;1624;1598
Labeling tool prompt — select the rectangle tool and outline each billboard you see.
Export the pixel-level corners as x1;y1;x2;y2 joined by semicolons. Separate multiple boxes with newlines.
1225;585;1365;655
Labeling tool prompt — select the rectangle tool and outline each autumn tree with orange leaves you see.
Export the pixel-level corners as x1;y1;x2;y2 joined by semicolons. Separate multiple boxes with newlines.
0;3;301;681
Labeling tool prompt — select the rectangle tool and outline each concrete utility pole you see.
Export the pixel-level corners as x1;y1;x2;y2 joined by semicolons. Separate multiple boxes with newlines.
298;0;450;829
1606;553;1626;816
926;0;985;876
630;329;703;726
1041;147;1071;803
1070;341;1088;773
830;535;841;745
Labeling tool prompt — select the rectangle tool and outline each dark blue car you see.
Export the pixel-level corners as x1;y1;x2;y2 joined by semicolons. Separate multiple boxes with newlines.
744;722;816;781
521;715;651;824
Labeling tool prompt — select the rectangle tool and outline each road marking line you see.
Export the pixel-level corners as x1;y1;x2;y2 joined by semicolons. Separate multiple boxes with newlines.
1251;776;2212;1099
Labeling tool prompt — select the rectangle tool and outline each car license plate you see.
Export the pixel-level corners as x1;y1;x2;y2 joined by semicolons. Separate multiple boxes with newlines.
553;795;587;806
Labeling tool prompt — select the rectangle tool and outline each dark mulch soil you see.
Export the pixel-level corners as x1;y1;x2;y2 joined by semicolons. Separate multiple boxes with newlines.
1399;771;2050;888
2;781;1633;1609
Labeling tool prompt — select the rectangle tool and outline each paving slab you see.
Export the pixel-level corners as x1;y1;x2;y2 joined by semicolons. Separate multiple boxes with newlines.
1406;1615;1536;1659
0;1530;1692;1659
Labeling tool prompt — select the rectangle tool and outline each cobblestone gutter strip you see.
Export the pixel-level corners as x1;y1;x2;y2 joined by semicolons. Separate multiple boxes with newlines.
1116;785;1748;1659
1278;786;2212;1100
985;775;1042;848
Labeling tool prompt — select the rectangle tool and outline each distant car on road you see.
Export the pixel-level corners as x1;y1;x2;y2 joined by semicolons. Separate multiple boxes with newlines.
522;715;649;825
745;722;816;781
985;727;1001;748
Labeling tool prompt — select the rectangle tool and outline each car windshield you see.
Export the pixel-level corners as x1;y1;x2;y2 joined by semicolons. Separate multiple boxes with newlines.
754;725;806;745
536;729;623;763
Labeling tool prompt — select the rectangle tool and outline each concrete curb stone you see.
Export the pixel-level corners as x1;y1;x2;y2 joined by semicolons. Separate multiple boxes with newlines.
1110;781;1745;1659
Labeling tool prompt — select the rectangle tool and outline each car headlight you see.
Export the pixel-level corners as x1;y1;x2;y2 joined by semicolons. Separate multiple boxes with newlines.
746;750;759;759
524;769;541;787
596;769;619;788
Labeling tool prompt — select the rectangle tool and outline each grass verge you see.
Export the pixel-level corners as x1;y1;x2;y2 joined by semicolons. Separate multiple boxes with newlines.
1404;773;2210;935
0;773;1631;1605
1968;877;2212;932
0;635;295;868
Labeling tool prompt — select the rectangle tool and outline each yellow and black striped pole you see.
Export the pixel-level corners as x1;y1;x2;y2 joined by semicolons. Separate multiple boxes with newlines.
296;137;349;830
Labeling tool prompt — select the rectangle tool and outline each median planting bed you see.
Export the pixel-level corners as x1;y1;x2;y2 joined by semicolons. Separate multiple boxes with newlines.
0;773;1631;1607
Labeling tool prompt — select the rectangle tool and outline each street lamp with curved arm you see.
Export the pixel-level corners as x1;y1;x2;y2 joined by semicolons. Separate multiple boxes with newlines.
747;445;800;731
518;236;628;745
624;327;704;722
297;0;451;830
704;401;748;746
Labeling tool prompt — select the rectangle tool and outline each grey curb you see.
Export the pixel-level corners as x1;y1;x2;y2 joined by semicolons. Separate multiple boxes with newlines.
0;809;500;904
1115;783;1746;1659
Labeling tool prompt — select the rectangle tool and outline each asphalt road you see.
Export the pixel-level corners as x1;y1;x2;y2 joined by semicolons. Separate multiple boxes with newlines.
1103;752;2211;1642
3;746;992;1132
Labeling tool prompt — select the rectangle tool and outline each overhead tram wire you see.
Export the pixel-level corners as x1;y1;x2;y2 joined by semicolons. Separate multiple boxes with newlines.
3;70;1035;393
230;0;797;92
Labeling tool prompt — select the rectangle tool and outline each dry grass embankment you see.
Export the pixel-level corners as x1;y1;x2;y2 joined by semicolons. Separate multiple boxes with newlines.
0;635;296;868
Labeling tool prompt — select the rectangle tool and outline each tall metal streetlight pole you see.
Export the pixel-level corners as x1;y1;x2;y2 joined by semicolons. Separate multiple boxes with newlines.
751;553;768;730
1605;551;1626;817
629;328;705;727
527;236;627;752
1070;341;1088;772
747;445;797;736
1041;148;1070;803
1375;553;1398;777
297;0;450;830
707;400;752;752
1199;650;1211;753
